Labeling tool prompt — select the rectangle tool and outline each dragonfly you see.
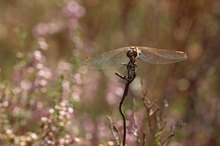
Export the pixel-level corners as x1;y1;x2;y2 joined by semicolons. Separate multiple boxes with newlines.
83;46;187;69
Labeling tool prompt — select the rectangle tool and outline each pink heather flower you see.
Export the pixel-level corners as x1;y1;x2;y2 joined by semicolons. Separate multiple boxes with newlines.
33;23;49;37
20;80;32;91
33;50;43;61
73;73;82;85
38;68;52;79
37;37;48;50
63;1;85;18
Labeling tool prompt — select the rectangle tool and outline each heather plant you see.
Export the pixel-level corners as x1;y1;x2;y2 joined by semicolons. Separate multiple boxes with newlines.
0;50;79;145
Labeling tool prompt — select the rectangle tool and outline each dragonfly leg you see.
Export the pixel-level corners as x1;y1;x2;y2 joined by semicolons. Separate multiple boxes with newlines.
121;63;127;67
115;72;127;80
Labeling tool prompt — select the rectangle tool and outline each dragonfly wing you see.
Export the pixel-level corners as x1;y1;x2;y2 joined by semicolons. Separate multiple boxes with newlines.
138;46;187;64
83;47;130;69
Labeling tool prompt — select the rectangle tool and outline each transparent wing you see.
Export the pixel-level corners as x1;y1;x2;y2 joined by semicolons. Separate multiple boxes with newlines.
83;47;130;69
138;46;187;64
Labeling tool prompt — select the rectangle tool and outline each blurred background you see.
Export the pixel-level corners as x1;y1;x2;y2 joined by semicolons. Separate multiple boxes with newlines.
0;0;220;145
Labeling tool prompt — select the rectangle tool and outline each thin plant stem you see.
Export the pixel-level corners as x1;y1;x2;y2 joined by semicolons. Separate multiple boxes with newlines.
116;58;136;146
107;116;121;146
118;82;130;146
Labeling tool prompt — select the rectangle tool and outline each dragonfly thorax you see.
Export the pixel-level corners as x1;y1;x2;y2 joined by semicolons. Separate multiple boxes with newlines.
127;47;140;59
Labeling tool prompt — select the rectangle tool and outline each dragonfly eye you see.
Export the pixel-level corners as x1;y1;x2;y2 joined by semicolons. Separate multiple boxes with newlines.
127;49;138;58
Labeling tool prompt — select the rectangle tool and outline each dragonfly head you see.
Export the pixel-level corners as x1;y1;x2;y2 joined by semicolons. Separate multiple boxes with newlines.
127;46;140;59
